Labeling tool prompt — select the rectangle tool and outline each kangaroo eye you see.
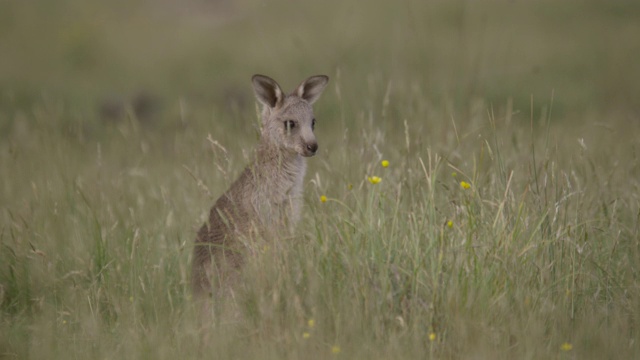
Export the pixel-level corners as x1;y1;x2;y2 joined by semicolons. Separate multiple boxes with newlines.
312;118;316;130
284;120;296;131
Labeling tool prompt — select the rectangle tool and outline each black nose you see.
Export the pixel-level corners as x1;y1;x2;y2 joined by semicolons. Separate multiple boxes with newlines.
307;143;318;153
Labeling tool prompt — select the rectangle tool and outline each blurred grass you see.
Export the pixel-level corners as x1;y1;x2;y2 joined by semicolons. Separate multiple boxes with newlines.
2;0;639;118
1;0;640;358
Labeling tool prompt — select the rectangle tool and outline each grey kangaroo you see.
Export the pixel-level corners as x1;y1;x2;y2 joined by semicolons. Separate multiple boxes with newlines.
192;74;329;298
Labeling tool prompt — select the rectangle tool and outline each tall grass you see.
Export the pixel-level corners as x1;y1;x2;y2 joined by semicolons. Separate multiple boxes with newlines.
2;0;640;358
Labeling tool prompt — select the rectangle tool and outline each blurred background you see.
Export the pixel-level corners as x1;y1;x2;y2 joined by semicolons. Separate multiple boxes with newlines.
1;0;639;138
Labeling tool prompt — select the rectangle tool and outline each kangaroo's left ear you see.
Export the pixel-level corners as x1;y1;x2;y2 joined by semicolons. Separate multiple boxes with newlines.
252;74;285;109
293;75;329;104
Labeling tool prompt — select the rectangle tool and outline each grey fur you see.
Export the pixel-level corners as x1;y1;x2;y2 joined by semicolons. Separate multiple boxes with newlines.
192;74;329;297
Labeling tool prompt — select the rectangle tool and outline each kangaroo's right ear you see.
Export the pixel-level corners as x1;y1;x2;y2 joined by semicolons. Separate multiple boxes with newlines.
252;75;284;109
293;75;329;104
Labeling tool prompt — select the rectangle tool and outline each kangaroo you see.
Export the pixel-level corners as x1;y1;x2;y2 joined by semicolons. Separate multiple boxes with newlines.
192;74;329;298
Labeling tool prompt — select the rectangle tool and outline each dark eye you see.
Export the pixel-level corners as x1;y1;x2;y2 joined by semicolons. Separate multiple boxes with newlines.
312;118;316;130
284;120;296;130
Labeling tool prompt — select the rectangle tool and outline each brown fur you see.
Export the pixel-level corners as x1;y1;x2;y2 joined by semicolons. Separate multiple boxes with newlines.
192;74;329;298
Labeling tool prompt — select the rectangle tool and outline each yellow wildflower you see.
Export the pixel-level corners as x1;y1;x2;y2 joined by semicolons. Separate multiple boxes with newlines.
429;332;436;341
447;220;453;228
368;176;382;184
320;195;327;203
381;160;389;168
347;183;353;190
308;319;315;328
452;172;457;177
331;345;341;354
560;342;573;351
303;332;310;339
460;181;471;189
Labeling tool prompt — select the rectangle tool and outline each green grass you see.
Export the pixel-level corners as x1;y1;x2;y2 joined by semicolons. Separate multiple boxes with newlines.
2;0;640;358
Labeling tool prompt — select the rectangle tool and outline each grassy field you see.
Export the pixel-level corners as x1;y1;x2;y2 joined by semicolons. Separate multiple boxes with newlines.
1;0;640;358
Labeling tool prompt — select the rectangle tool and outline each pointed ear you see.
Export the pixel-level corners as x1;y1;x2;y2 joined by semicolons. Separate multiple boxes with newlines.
293;75;329;104
252;74;284;108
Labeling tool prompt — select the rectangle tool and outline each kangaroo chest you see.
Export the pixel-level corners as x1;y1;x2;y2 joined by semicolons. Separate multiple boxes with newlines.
247;155;307;230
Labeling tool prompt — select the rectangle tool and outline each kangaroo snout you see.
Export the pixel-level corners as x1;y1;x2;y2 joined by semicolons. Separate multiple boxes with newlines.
306;142;318;156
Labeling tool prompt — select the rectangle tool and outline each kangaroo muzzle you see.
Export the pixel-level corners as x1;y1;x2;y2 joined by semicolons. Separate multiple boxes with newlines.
306;142;318;155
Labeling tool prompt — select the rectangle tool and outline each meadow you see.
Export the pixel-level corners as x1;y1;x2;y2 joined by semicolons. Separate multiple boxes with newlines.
1;0;639;358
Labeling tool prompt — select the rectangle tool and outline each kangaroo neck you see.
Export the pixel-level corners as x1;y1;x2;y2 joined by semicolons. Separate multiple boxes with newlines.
252;143;306;189
255;142;302;167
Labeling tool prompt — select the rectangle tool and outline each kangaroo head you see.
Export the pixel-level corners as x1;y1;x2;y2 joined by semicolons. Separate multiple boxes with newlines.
252;74;329;157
